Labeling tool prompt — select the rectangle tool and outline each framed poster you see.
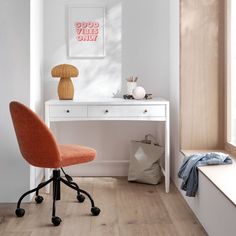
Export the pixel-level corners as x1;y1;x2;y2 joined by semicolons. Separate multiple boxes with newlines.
68;6;105;58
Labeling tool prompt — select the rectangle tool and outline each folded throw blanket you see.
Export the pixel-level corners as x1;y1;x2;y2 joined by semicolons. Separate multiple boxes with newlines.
178;152;232;197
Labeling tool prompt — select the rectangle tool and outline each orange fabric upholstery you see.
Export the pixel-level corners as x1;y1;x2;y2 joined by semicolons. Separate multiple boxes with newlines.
10;101;96;168
59;144;95;167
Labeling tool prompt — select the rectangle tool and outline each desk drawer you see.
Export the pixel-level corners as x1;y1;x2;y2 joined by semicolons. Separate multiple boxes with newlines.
50;106;87;118
88;105;165;117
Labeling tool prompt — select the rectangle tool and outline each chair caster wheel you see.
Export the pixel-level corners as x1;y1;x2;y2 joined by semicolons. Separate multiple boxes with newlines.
15;208;25;217
35;195;44;204
91;207;100;216
77;194;85;203
52;216;62;226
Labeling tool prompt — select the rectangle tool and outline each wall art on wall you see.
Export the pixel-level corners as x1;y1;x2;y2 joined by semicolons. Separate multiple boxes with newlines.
68;5;105;58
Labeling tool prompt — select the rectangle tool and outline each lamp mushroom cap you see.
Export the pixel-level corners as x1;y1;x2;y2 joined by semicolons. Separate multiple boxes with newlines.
51;64;79;78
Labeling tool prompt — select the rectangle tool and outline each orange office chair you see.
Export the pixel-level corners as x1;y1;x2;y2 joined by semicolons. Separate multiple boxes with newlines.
9;101;100;226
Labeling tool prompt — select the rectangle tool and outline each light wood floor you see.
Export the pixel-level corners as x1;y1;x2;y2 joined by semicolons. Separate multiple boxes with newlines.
0;178;207;236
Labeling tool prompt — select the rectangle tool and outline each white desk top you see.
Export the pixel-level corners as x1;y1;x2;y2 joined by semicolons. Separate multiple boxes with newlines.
46;97;169;106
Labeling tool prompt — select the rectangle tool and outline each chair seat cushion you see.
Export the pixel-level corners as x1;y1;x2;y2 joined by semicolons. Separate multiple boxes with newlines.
59;144;96;167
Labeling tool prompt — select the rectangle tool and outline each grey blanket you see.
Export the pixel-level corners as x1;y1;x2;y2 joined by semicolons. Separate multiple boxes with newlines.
178;152;232;197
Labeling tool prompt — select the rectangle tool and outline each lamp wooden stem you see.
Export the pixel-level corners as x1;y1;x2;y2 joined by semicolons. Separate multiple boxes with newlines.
58;77;74;100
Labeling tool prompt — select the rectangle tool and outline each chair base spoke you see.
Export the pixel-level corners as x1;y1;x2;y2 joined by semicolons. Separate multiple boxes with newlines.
15;168;100;226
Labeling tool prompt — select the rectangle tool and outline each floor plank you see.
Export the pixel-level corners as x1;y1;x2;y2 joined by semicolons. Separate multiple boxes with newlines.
0;178;207;236
158;183;207;236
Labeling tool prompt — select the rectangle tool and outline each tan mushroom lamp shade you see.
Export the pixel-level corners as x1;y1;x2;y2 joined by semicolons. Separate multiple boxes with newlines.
51;64;79;100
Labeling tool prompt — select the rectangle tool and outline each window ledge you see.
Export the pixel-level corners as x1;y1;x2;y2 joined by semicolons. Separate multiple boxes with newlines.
181;149;236;206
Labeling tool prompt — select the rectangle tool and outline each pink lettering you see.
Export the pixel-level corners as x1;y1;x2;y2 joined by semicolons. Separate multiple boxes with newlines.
76;28;83;35
77;35;83;41
94;22;99;28
87;22;94;28
75;22;82;28
75;21;100;42
82;22;88;28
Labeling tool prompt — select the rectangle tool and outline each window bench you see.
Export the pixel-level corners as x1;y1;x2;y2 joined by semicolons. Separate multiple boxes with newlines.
181;150;236;206
174;150;236;236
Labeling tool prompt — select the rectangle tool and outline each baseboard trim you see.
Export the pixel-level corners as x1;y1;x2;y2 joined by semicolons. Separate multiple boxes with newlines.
64;160;129;176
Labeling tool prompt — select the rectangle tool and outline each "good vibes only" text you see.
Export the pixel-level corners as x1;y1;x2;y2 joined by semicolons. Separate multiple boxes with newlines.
75;22;100;41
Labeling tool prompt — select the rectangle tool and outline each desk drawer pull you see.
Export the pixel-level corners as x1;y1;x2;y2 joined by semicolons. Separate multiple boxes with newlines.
144;109;148;113
105;109;109;113
66;110;70;113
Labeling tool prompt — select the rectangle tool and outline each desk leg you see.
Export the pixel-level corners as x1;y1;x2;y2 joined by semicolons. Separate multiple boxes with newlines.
165;103;170;193
45;168;51;193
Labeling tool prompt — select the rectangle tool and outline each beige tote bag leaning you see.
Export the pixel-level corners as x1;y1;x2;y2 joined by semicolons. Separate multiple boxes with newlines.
128;134;164;185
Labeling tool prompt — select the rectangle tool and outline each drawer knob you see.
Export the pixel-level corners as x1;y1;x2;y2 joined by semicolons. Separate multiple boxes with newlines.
105;109;109;113
66;110;70;113
144;109;148;113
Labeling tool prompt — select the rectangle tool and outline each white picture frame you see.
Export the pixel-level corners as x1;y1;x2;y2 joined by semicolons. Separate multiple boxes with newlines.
67;5;105;58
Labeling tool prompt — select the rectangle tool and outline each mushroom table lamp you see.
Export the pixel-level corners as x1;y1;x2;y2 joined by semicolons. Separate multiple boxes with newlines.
51;64;79;100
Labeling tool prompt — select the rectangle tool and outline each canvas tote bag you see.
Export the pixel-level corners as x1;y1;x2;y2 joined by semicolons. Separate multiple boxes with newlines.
128;134;164;184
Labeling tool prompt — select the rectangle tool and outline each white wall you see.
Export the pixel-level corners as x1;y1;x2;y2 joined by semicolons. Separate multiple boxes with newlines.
30;0;44;191
0;0;31;202
44;0;170;100
0;0;170;202
43;0;170;175
122;0;169;97
169;0;180;181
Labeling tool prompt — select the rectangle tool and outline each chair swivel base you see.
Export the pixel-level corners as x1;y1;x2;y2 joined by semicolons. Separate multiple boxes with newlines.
15;169;100;226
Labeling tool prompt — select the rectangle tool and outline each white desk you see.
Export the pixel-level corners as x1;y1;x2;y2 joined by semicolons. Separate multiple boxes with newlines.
45;98;170;193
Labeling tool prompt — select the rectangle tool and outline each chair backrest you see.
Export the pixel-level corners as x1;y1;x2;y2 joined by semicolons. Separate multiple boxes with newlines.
9;101;61;168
